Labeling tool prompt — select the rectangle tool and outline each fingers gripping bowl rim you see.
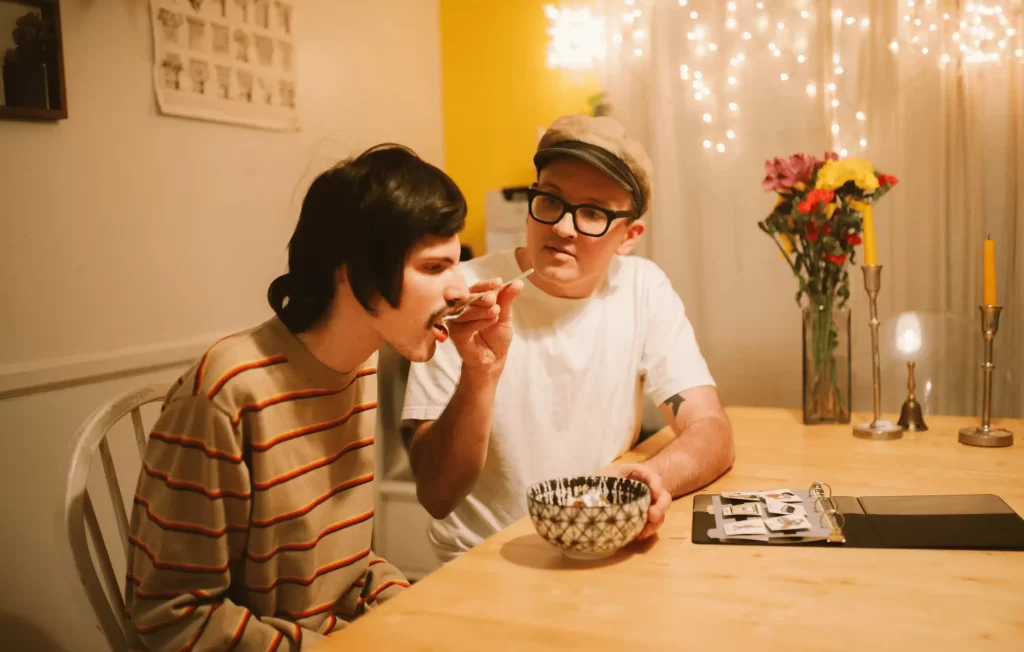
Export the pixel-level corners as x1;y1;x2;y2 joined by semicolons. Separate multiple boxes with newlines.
525;475;651;560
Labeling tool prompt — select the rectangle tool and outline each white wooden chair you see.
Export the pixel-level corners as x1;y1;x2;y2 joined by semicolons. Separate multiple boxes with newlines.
63;383;169;652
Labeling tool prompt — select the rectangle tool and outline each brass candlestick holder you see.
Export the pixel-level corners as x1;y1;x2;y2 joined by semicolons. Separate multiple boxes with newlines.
853;265;904;440
897;361;928;431
959;305;1014;447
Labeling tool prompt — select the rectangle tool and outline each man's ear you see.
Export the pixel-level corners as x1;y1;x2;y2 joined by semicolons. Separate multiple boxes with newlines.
616;219;646;255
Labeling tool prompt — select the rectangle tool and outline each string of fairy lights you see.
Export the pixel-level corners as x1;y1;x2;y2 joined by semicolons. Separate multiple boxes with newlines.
674;0;860;155
895;0;1024;65
544;0;1024;156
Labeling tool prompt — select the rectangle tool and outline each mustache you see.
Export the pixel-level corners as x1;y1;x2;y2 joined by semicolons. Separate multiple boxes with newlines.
424;303;452;330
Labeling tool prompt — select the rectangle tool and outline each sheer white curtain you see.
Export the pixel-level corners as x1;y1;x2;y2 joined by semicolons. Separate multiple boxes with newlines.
597;0;1023;417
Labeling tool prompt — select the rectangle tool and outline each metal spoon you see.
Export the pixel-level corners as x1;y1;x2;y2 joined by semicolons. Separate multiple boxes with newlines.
438;267;535;330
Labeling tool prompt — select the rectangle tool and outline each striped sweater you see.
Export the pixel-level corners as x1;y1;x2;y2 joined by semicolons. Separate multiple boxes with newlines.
125;317;408;651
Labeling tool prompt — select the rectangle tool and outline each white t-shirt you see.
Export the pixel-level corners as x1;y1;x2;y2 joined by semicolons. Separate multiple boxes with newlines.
401;249;715;562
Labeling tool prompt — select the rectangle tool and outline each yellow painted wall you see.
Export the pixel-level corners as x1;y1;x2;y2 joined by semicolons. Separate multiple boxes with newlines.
440;0;602;255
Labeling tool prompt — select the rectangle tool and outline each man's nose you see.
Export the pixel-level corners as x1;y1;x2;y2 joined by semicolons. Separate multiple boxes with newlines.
551;210;577;239
442;271;470;306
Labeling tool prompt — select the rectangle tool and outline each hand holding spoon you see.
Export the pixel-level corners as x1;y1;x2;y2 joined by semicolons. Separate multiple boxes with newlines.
437;268;534;336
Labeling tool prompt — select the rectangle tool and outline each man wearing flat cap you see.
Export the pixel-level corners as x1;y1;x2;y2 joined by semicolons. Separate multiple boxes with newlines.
401;114;735;562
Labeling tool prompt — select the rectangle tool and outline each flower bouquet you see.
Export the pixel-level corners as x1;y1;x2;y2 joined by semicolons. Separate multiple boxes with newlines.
758;153;898;424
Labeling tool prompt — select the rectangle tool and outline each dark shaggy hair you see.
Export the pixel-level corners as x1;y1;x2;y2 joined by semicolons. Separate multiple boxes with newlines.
268;144;467;333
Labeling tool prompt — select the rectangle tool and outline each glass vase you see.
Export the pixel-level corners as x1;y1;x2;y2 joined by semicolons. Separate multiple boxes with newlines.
802;303;852;424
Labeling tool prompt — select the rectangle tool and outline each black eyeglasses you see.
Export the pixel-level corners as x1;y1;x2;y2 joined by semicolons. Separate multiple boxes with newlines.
526;188;636;237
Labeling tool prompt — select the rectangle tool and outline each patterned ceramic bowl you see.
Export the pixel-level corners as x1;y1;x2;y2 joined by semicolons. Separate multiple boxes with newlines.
526;475;651;560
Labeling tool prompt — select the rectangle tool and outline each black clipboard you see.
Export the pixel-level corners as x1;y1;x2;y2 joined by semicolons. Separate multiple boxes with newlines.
692;482;1024;551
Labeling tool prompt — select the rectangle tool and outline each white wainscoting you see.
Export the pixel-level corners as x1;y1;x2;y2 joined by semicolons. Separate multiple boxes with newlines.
0;332;226;401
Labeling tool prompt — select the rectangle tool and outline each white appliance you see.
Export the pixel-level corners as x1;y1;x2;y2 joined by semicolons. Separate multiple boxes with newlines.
484;186;530;254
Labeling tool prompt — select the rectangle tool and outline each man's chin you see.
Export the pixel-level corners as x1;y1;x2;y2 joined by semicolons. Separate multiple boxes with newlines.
400;339;437;364
536;260;581;284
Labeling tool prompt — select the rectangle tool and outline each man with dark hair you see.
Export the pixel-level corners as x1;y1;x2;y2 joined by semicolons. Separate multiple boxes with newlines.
125;144;524;649
402;115;735;563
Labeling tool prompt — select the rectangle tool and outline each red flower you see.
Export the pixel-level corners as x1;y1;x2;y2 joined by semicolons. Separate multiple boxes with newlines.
797;188;835;214
846;234;862;245
804;221;832;243
827;253;847;265
878;173;899;187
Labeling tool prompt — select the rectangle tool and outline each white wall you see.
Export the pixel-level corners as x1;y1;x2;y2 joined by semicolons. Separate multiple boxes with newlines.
0;1;445;649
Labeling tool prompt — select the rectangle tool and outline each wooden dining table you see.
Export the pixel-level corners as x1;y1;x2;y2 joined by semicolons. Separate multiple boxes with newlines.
322;406;1024;651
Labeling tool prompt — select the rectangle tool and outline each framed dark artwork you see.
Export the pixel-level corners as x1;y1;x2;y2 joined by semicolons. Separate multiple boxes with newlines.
0;0;67;120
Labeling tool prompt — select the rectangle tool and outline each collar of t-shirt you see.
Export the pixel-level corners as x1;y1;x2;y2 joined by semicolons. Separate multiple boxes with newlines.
267;316;367;387
497;248;620;318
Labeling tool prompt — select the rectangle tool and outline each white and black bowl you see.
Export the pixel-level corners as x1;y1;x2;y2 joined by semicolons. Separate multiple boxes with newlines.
525;475;651;560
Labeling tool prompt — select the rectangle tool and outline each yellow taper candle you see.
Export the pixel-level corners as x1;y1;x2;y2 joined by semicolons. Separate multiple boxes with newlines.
861;203;878;266
983;236;997;305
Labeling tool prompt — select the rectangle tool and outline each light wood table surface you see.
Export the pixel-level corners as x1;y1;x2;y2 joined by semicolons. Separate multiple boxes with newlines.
325;407;1024;651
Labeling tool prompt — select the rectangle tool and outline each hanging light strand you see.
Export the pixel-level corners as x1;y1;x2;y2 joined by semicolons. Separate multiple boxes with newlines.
896;0;1024;64
668;0;872;154
585;0;1022;155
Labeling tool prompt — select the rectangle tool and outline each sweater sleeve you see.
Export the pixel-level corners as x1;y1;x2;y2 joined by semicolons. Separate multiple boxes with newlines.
125;392;312;651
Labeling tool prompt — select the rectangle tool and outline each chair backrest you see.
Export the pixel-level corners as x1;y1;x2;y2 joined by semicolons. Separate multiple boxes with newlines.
63;383;169;652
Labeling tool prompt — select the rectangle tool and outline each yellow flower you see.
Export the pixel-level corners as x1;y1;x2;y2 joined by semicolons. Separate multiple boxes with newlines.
815;158;880;193
848;199;871;214
778;233;794;254
825;202;837;219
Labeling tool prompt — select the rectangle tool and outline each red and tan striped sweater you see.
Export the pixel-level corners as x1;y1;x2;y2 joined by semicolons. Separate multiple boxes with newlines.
126;317;408;651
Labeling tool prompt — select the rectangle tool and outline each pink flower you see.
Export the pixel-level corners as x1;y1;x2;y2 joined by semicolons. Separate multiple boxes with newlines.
762;157;797;191
762;153;822;192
